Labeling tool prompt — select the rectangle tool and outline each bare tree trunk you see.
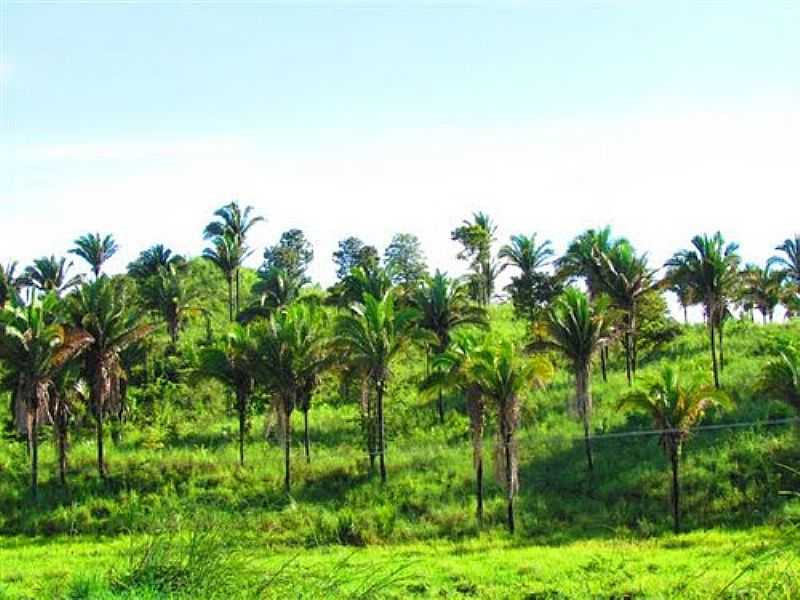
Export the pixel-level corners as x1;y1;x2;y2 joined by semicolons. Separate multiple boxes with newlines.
303;409;310;464
709;316;719;389
600;346;607;383
624;331;632;386
237;390;246;467
227;277;234;322
683;304;688;325
437;390;445;425
670;444;681;533
631;308;638;379
718;319;725;372
96;405;107;480
284;404;292;493
376;380;387;484
363;380;375;473
28;409;38;499
57;410;69;487
501;417;515;534
577;365;594;474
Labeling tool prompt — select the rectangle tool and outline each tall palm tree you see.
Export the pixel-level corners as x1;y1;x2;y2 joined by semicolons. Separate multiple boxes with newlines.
22;256;82;296
203;233;248;321
769;235;800;285
254;303;330;490
621;367;729;532
204;201;263;315
424;331;487;525
469;339;553;533
411;271;487;423
334;291;426;483
451;212;501;305
68;277;152;479
665;233;740;388
500;234;556;322
195;323;257;466
0;294;92;497
534;288;614;474
0;262;24;308
127;244;184;280
70;233;119;279
596;241;657;384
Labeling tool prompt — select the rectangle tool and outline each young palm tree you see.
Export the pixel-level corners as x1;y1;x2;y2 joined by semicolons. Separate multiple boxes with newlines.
253;303;330;490
621;367;729;532
411;271;487;423
596;241;657;384
666;233;740;388
68;277;152;479
203;233;248;321
50;371;90;486
0;294;92;497
70;233;119;279
334;291;426;483
22;256;82;296
758;341;800;412
769;235;800;285
469;339;553;533
424;331;487;525
195;323;257;467
534;288;614;474
204;201;264;315
127;244;184;280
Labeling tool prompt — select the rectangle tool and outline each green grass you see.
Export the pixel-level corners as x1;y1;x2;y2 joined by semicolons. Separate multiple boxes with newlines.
1;313;799;597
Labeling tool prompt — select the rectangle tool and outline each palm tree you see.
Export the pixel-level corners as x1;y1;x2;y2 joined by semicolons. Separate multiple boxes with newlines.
534;288;614;474
596;241;657;384
621;367;729;532
68;277;152;479
741;264;784;324
70;233;119;278
0;262;24;308
127;244;184;280
663;266;695;325
50;371;89;486
0;294;92;497
22;256;82;296
253;303;330;490
451;212;501;305
195;323;257;466
204;201;264;315
500;234;557;322
666;233;740;388
758;341;800;412
469;339;552;533
769;235;800;285
335;291;426;483
140;264;202;346
203;233;248;321
424;331;487;524
411;271;487;423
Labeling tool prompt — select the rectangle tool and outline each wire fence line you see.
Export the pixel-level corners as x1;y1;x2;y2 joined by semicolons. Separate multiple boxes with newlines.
370;416;800;457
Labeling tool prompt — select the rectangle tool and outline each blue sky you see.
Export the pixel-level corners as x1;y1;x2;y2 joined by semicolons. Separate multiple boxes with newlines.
1;2;799;307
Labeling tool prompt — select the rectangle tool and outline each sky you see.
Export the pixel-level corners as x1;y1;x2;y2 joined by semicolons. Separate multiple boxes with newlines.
1;1;799;316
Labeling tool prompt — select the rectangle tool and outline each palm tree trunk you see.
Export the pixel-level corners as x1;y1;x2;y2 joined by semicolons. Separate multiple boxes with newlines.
577;365;594;474
708;313;720;389
670;443;681;533
476;455;484;527
437;389;445;425
57;413;68;487
683;304;688;325
718;320;725;372
235;268;241;316
29;409;38;499
227;277;234;322
501;417;515;534
363;380;375;473
631;309;638;379
96;405;107;480
624;331;632;386
376;379;387;484
237;390;246;467
284;402;292;493
303;409;311;464
600;346;607;383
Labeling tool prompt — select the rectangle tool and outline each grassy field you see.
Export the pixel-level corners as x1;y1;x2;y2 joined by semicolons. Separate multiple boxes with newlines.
1;315;799;598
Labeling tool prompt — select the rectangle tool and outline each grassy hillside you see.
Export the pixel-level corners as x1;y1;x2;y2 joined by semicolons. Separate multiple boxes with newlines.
1;306;799;598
